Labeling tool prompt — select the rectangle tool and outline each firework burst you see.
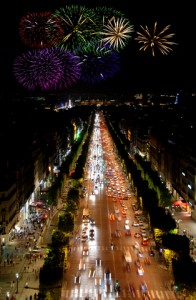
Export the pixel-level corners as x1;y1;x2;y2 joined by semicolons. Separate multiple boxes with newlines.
51;51;81;90
94;6;125;25
19;12;64;48
13;48;81;91
135;22;177;56
98;17;134;51
52;5;99;51
77;43;120;83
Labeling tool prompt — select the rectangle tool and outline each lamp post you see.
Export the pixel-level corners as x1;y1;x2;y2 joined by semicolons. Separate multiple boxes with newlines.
29;247;32;263
16;273;19;293
6;291;10;300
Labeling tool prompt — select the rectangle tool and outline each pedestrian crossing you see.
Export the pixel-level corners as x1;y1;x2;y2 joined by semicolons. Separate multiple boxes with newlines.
61;287;176;299
71;245;149;253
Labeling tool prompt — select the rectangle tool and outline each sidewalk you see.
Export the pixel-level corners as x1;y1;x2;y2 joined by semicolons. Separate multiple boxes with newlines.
0;208;59;300
0;241;44;300
173;210;196;238
173;209;196;262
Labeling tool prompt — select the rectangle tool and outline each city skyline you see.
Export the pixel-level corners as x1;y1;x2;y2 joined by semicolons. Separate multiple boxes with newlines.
1;0;196;97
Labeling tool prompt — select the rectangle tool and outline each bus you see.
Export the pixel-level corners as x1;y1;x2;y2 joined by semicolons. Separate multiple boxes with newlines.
83;208;89;222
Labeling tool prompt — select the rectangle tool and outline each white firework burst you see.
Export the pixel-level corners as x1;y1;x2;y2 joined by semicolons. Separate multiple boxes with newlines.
99;17;134;51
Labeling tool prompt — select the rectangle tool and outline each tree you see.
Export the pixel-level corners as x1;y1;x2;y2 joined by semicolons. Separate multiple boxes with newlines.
58;212;74;232
52;230;70;247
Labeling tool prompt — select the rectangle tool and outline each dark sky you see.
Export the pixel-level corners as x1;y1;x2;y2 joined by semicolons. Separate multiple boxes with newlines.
1;0;196;97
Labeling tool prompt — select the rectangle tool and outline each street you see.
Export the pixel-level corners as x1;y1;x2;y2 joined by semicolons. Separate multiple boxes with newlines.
61;113;176;300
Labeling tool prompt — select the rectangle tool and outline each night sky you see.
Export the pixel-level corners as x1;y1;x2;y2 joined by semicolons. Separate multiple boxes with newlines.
1;0;195;97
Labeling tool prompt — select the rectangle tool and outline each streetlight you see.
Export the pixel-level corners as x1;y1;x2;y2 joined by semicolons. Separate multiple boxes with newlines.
16;273;19;293
29;247;32;263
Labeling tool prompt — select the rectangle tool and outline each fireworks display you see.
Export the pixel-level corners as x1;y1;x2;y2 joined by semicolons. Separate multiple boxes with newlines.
19;12;64;48
77;43;120;83
52;5;98;51
135;22;177;56
14;5;178;91
13;48;81;91
98;17;134;51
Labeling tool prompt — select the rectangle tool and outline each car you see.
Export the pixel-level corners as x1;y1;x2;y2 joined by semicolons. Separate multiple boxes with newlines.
132;222;140;227
81;233;87;239
81;235;88;242
129;284;136;297
82;246;89;256
149;249;155;257
89;218;96;225
135;259;141;267
83;219;89;225
81;237;86;243
125;229;132;236
141;233;148;238
82;225;88;230
142;238;148;246
89;233;95;240
141;281;148;293
137;251;144;258
137;266;144;276
140;281;148;294
134;232;141;238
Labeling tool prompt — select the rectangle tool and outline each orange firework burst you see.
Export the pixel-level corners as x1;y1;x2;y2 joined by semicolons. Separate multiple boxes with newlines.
135;22;177;56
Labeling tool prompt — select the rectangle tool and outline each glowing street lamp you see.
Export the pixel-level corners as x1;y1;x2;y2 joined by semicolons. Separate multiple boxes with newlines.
6;291;10;300
16;273;19;293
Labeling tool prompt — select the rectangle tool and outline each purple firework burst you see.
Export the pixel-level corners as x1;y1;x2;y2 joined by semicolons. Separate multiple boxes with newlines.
50;52;81;90
78;44;121;84
13;48;81;91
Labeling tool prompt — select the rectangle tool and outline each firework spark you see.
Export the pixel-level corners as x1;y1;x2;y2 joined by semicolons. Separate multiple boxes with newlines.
98;17;134;51
135;22;177;56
